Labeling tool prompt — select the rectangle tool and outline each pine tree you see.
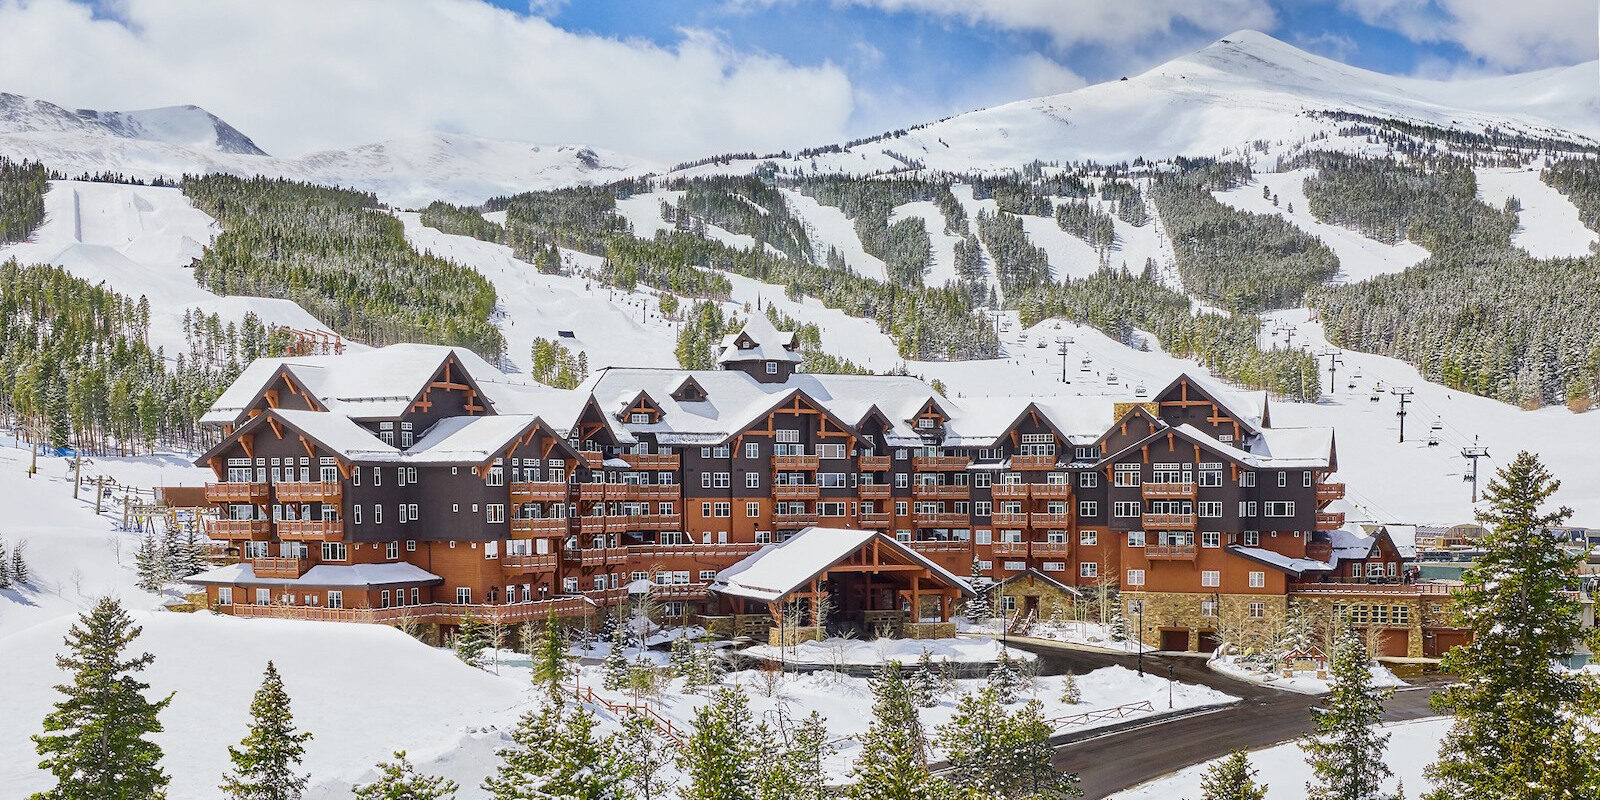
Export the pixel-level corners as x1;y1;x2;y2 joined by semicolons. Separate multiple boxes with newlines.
483;696;624;800
1059;672;1081;705
454;614;488;668
352;751;458;800
616;713;676;800
678;686;759;800
847;663;940;800
963;559;993;625
1275;599;1317;662
602;637;629;691
938;687;1080;799
1425;452;1598;800
176;529;210;578
1301;628;1391;800
220;661;313;800
0;538;11;589
135;534;165;591
784;711;833;800
669;635;695;679
10;538;29;585
1108;611;1129;643
1199;750;1268;800
31;597;172;800
528;612;569;697
987;650;1024;704
908;650;941;707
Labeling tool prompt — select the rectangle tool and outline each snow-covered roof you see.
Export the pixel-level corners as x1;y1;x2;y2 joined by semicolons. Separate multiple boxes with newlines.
1226;545;1331;576
186;561;443;587
402;414;568;465
709;526;971;602
270;409;401;460
717;315;801;365
1174;424;1331;469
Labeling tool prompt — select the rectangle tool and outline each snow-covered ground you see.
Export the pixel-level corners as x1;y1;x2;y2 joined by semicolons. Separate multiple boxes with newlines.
1209;654;1406;695
781;189;888;280
960;617;1155;654
0;181;338;358
890;200;963;285
742;636;1030;666
1475;166;1599;258
1111;717;1449;799
1213;169;1428;283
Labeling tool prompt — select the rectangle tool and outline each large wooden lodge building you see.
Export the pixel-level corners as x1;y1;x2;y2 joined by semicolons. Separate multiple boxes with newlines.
189;318;1463;656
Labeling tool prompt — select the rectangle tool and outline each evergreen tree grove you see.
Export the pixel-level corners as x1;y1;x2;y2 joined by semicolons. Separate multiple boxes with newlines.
1425;452;1599;800
678;686;759;800
1302;628;1392;800
220;661;313;800
31;597;172;800
847;663;941;800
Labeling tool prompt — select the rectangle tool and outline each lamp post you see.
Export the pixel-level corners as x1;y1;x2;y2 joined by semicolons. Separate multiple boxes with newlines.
1135;600;1145;677
1167;663;1175;708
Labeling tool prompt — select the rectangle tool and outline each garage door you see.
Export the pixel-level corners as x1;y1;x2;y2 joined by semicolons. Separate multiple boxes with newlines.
1160;628;1190;652
1424;628;1472;658
1197;630;1222;653
1377;628;1410;658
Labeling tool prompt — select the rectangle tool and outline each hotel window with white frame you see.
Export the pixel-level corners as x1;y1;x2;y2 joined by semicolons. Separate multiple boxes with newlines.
1114;501;1141;518
386;541;399;559
1201;570;1220;587
217;587;233;605
1278;471;1288;487
373;505;382;524
1239;501;1258;517
456;588;471;604
1043;561;1065;572
1078;471;1098;488
256;588;271;605
1079;530;1097;546
973;472;992;488
406;539;416;552
484;541;499;559
486;504;505;523
1126;569;1145;586
746;472;760;489
1127;530;1145;547
1113;464;1141;487
746;501;760;517
1202;599;1218;617
1201;531;1221;548
1249;602;1265;619
1249;571;1265;588
1239;471;1255;487
321;542;347;561
1264;501;1295;517
818;443;847;460
1079;500;1098;517
1244;531;1260;546
353;505;362;525
745;442;760;459
1198;501;1222;518
1198;463;1222;487
1079;562;1098;578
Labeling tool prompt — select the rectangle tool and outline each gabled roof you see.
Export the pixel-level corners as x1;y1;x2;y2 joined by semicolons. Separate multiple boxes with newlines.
717;316;801;365
186;562;443;588
1151;373;1266;435
998;568;1083;597
1096;421;1333;470
709;527;972;603
1225;545;1330;576
403;415;577;466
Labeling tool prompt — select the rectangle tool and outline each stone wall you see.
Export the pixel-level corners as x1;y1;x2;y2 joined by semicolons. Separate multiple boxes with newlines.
904;622;957;639
1122;591;1288;652
999;575;1080;621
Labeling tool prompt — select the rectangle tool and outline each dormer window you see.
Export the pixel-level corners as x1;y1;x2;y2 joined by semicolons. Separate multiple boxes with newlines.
630;413;651;424
917;418;935;430
766;362;777;374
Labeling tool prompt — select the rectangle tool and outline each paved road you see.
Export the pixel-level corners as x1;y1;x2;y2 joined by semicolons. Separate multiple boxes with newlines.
1004;638;1446;799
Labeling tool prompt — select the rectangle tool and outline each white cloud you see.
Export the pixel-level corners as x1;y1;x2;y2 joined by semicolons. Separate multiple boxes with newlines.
830;0;1278;50
1012;53;1088;98
0;0;856;161
1341;0;1598;71
1292;31;1359;62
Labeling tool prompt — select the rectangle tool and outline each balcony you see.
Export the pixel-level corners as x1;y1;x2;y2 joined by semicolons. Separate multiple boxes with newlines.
510;481;568;503
251;557;310;579
1143;512;1196;529
577;483;614;501
773;483;821;500
1032;512;1074;529
1032;483;1073;500
651;583;710;600
206;482;268;503
912;455;970;471
991;511;1031;528
858;511;892;528
502;553;559;572
620;452;680;471
631;484;680;501
990;483;1030;500
772;454;820;471
1142;482;1196;499
510;517;568;538
992;540;1029;557
273;481;341;503
229;597;596;625
276;519;343;541
1315;482;1346;503
1144;544;1198;560
859;455;892;472
913;483;969;500
613;513;678;531
909;539;969;554
210;519;270;540
774;511;818;528
1288;580;1454;597
916;512;969;528
629;542;761;560
578;516;612;535
564;547;628;567
1030;540;1072;557
1009;454;1057;471
577;452;605;468
858;483;891;499
1316;511;1346;529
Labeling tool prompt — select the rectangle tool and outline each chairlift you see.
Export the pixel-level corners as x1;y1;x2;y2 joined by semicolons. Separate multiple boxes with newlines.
1427;435;1440;447
1106;372;1120;385
1035;339;1047;349
1430;416;1443;432
1346;379;1356;390
1134;384;1148;398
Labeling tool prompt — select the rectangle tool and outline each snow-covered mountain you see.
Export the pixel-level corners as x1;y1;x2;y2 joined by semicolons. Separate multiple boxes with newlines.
684;30;1600;177
0;94;657;206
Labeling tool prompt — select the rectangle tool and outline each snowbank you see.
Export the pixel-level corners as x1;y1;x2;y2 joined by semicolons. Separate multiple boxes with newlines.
741;636;1032;666
1209;653;1406;695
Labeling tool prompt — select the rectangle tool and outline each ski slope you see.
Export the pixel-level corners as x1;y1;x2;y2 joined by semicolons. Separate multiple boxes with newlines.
779;189;888;280
1475;167;1600;258
0;180;338;359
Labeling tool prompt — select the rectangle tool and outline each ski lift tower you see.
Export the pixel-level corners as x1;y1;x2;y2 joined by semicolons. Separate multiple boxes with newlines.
1057;337;1073;384
1389;386;1414;443
1316;348;1343;395
1461;438;1490;503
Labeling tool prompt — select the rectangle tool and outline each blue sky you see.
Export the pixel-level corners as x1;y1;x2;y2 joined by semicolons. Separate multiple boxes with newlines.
0;0;1592;160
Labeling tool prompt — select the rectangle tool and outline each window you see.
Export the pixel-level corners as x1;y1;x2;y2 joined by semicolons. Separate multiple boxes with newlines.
1277;471;1287;488
712;502;731;518
353;505;363;525
1201;570;1220;587
818;502;847;516
486;504;506;523
917;418;935;430
746;501;760;517
399;505;410;524
819;472;848;488
327;590;343;609
484;541;499;559
1304;471;1313;487
373;505;382;524
630;412;651;424
1113;464;1141;487
1243;530;1260;547
386;541;399;559
973;472;992;488
1126;569;1145;586
217;587;233;605
1198;501;1222;518
1239;471;1256;488
818;443;847;460
1078;471;1098;488
1249;602;1265;619
1127;530;1145;547
321;542;347;561
1201;531;1221;548
894;472;909;488
1113;501;1141;518
1003;561;1026;571
1079;530;1097;546
1201;599;1218;617
1079;500;1098;517
380;590;391;608
1248;571;1265;588
255;588;271;605
411;588;420;604
373;467;381;486
745;472;760;489
455;588;471;604
895;500;908;516
1042;561;1066;572
1264;501;1295;517
766;362;777;374
408;503;418;520
745;442;760;459
1239;501;1258;517
1198;463;1222;487
701;472;711;488
712;472;731;488
406;539;417;552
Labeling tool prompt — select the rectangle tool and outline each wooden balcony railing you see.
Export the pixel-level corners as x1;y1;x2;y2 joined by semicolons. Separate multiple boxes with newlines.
990;483;1030;500
991;511;1031;528
1143;512;1196;529
1009;454;1057;471
909;539;969;554
577;452;605;468
858;483;891;499
772;454;820;471
1315;482;1346;503
912;455;971;471
1316;511;1346;529
859;455;892;471
273;481;342;502
577;483;615;501
276;519;343;541
619;452;680;470
563;547;628;567
1031;483;1073;499
228;597;596;625
1142;482;1196;499
774;511;818;527
991;541;1029;557
773;484;821;500
251;557;310;579
1144;544;1198;560
628;543;761;560
578;516;611;535
510;517;569;538
210;519;270;540
651;583;710;599
613;514;678;531
1032;512;1074;529
913;483;969;499
858;511;892;528
631;484;680;501
916;512;969;528
206;482;268;503
1030;540;1072;557
1288;580;1453;597
502;553;559;572
510;481;568;503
